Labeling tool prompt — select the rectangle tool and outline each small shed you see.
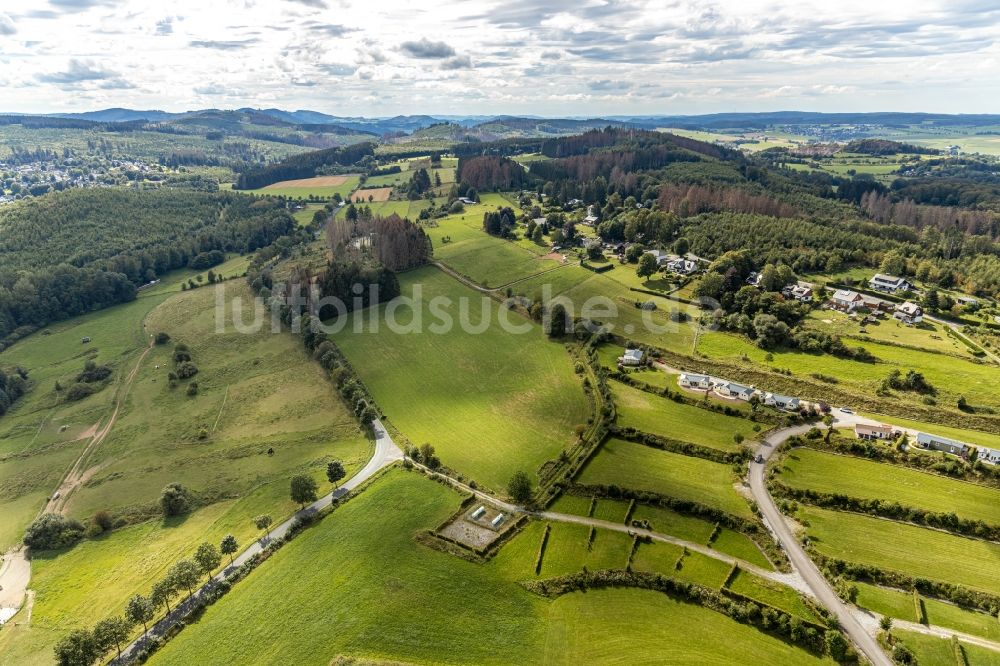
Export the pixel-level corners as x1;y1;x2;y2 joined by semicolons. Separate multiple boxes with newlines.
471;505;486;520
491;513;505;528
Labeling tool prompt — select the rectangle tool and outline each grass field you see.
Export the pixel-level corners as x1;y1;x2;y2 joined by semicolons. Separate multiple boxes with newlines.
146;469;833;665
610;380;756;451
543;588;834;665
895;630;1000;666
0;257;250;549
854;582;1000;643
697;329;1000;412
237;175;361;199
799;506;1000;597
333;266;589;492
0;277;371;662
577;438;752;517
778;448;1000;525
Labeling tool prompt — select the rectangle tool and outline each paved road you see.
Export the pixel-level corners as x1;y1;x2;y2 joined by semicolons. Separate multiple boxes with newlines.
115;419;403;663
750;415;894;666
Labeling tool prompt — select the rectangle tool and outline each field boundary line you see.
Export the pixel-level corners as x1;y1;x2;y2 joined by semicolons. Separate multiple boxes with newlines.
212;385;230;433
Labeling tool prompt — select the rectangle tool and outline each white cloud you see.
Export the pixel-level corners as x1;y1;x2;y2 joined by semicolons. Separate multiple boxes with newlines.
0;0;996;115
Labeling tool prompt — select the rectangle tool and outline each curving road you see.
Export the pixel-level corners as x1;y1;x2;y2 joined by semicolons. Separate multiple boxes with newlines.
114;419;403;663
750;414;894;666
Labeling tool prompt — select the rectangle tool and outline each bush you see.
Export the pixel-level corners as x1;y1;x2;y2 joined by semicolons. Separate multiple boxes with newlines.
24;513;85;550
65;382;96;401
176;362;199;379
186;382;199;397
160;483;192;516
155;332;171;345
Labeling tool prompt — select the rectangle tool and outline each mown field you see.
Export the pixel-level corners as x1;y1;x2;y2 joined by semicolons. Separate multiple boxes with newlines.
577;438;752;517
778;448;1000;525
610;380;757;451
727;569;822;623
147;470;833;665
895;630;1000;666
854;582;1000;643
333;266;589;492
235;175;361;199
0;274;370;663
799;506;1000;597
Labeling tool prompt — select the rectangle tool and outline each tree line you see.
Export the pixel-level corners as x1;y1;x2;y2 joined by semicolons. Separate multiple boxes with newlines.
234;142;375;189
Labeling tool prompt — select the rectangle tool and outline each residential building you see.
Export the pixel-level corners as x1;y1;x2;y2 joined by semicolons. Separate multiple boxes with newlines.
764;392;800;411
893;302;923;325
667;258;698;274
978;447;1000;465
618;349;645;366
831;289;864;312
644;249;670;266
870;273;912;293
917;432;970;457
786;285;813;302
854;423;897;440
720;382;756;401
679;373;713;389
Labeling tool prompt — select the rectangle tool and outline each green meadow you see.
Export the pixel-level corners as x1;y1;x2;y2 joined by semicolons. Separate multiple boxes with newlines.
854;582;1000;643
727;569;822;623
799;506;1000;597
778;448;1000;524
147;470;832;666
895;630;1000;666
333;266;589;492
610;380;756;451
577;438;752;517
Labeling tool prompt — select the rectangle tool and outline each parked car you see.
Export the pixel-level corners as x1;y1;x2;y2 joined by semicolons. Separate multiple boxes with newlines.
840;407;854;414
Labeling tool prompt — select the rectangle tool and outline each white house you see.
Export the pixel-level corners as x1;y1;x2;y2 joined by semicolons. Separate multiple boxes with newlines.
787;285;813;303
977;447;1000;465
720;382;756;401
746;271;762;287
854;423;896;440
831;289;864;312
618;349;645;366
917;432;969;457
870;273;911;294
893;302;923;325
764;392;800;411
679;373;713;389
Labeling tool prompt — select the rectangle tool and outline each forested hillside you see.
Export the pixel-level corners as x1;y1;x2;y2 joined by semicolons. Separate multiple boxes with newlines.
0;189;295;347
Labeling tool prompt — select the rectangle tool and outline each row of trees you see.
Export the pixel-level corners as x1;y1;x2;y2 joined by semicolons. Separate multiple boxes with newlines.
234;142;375;189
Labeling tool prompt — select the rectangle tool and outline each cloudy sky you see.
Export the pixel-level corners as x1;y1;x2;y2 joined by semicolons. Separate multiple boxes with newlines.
0;0;997;116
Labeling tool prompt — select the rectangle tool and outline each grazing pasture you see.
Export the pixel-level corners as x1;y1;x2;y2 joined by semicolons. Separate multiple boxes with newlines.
854;582;1000;643
727;569;821;623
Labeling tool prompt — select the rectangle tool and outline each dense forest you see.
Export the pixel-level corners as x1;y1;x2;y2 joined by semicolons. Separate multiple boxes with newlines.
327;213;432;272
455;156;530;191
234;142;375;189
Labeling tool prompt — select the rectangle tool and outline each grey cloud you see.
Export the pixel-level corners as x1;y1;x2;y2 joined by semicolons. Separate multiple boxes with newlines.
189;39;259;50
317;63;357;76
400;38;455;59
155;17;174;36
440;55;473;70
304;22;358;37
48;0;117;11
589;80;631;92
0;14;16;35
287;0;329;7
38;58;116;83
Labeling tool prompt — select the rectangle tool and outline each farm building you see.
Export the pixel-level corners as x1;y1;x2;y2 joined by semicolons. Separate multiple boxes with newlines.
917;432;970;457
978;447;1000;465
679;373;712;389
854;423;897;440
618;349;645;366
869;274;912;294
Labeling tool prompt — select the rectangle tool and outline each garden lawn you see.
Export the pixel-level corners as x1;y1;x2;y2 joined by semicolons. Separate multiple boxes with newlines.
542;588;834;665
333;266;589;493
800;506;1000;597
858;413;999;448
578;438;751;517
778;448;1000;525
611;380;756;451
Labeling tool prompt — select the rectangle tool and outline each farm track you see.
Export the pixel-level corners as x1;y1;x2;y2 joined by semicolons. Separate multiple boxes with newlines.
430;260;571;294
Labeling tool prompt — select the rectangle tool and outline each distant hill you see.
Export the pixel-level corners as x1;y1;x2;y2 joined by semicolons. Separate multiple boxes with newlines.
53;108;179;123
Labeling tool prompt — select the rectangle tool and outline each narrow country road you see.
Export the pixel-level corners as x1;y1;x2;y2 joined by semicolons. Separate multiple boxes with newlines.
750;416;894;666
114;419;403;663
